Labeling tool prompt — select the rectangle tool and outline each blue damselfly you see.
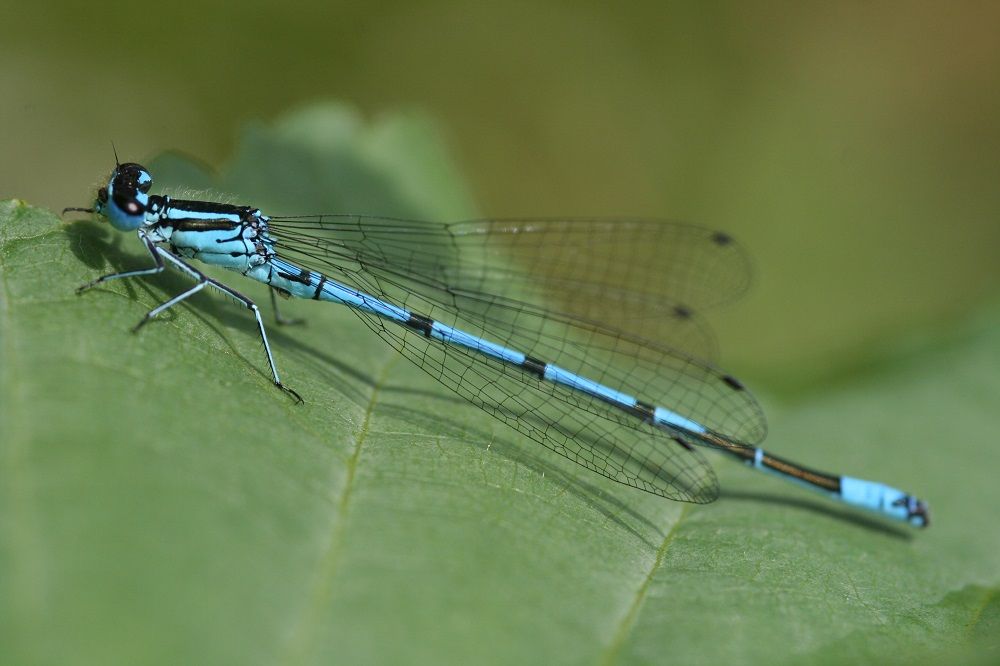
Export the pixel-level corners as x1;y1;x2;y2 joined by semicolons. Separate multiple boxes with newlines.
64;161;929;527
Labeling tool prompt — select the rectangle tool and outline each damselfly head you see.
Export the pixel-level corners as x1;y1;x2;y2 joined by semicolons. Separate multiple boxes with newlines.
101;162;153;232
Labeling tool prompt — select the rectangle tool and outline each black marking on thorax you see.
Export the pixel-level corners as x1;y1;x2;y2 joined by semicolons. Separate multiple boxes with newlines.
276;268;312;286
170;218;242;232
166;201;260;233
170;199;249;215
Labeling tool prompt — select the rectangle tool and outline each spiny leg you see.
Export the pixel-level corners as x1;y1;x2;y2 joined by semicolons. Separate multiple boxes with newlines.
269;288;305;326
131;281;207;332
76;233;164;294
154;247;303;404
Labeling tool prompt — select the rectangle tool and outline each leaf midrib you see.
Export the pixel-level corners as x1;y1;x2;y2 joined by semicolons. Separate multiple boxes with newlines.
279;354;400;665
599;505;690;665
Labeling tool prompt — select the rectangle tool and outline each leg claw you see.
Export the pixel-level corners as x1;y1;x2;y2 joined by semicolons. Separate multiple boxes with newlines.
278;383;304;404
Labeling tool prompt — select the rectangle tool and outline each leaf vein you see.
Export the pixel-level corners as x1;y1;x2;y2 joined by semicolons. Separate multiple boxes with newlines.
598;506;689;666
279;356;398;665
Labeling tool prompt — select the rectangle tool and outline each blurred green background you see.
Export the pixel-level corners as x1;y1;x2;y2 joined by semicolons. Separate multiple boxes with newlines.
3;2;1000;665
4;0;999;386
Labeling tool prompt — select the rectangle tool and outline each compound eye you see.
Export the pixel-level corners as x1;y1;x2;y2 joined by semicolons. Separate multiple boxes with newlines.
112;190;145;217
98;187;108;203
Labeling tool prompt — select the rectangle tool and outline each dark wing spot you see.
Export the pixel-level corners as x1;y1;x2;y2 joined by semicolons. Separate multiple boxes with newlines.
673;305;692;319
671;436;695;452
721;374;744;391
711;231;732;246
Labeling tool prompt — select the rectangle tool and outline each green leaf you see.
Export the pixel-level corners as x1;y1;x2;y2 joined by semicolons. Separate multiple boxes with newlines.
2;103;998;665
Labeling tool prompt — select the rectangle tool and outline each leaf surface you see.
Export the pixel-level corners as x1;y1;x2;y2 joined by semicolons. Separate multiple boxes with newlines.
1;104;997;666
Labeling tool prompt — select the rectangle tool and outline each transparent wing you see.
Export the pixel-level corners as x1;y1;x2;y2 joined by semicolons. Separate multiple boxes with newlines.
269;217;753;360
268;217;766;503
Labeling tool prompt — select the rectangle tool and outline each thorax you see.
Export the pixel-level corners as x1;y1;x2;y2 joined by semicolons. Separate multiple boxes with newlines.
145;196;276;271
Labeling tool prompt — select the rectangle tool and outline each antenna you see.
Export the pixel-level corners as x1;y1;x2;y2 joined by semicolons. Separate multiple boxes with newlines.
111;141;120;167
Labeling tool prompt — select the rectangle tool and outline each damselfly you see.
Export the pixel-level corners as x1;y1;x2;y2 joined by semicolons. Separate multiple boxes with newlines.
64;161;929;527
